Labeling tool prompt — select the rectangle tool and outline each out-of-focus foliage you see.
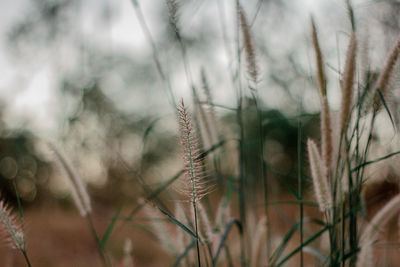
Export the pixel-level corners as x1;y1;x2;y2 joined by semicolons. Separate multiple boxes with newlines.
1;0;399;207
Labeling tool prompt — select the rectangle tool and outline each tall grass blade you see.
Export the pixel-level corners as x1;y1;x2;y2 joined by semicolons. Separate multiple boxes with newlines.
351;150;400;172
212;218;243;267
157;207;199;241
276;225;330;267
100;205;124;250
13;181;24;220
376;88;395;129
269;222;299;265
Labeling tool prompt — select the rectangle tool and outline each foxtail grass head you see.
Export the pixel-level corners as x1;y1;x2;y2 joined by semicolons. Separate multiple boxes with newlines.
340;32;357;135
373;35;400;111
177;99;209;204
311;17;327;97
238;5;259;85
0;200;25;251
311;18;333;172
307;139;333;212
166;0;180;34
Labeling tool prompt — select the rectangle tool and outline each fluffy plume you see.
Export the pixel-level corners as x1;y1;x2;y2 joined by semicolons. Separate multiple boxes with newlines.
340;32;357;134
307;139;333;212
311;18;333;171
166;0;180;33
320;96;333;172
357;194;400;267
0;200;25;251
373;35;400;111
311;17;327;97
178;99;208;203
238;5;258;84
48;143;92;216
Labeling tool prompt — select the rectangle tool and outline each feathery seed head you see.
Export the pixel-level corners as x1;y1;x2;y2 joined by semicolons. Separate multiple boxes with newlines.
311;17;333;170
0;200;25;251
177;99;208;203
307;139;333;212
373;35;400;111
167;0;180;33
340;32;357;134
48;143;92;216
238;5;259;85
320;95;333;174
311;17;327;97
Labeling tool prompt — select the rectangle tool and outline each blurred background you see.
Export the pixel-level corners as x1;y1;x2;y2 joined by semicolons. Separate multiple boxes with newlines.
0;0;399;266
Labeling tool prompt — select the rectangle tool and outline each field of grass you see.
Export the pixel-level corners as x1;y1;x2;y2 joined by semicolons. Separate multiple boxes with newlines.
1;0;400;266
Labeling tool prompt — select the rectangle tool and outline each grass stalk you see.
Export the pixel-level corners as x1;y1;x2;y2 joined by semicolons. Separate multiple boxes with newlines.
21;250;32;267
235;1;247;265
86;214;110;267
193;203;202;267
297;121;303;267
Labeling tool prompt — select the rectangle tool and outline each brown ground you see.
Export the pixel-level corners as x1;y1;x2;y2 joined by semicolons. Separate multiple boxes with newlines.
1;189;399;267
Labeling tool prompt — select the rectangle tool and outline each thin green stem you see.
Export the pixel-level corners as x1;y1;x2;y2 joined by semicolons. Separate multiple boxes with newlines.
86;214;110;267
21;250;32;267
235;1;247;265
193;202;202;267
297;121;303;267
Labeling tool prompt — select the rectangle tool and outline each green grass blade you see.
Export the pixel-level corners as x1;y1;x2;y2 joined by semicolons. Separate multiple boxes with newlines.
127;170;184;219
276;225;330;267
212;218;243;266
269;222;300;265
13;181;24;219
100;205;124;250
157;207;198;241
376;88;395;130
268;166;300;200
351;150;400;172
269;216;329;265
297;120;304;267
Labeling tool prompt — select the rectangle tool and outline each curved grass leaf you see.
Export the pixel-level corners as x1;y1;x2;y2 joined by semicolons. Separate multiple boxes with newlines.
268;217;327;265
276;225;330;267
376;87;395;131
212;218;242;266
100;205;123;250
157;207;198;241
268;166;300;200
351;150;400;172
13;181;24;219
